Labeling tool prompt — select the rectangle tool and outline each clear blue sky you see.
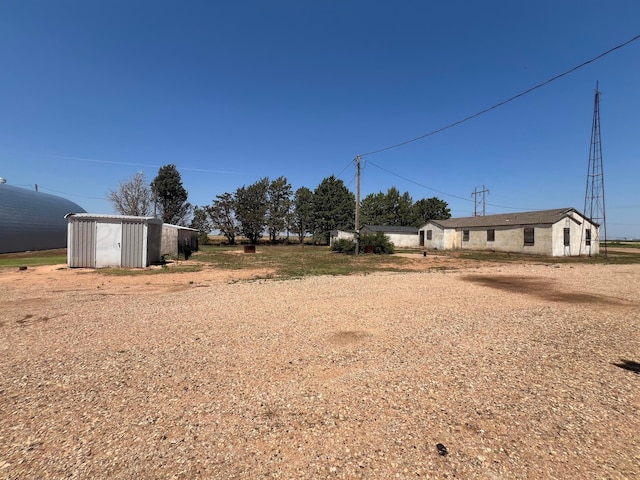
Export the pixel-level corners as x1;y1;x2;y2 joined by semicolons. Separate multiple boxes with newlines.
1;1;639;238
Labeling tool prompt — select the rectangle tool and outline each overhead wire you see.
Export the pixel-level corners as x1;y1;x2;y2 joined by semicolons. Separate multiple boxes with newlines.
360;33;640;157
365;160;536;211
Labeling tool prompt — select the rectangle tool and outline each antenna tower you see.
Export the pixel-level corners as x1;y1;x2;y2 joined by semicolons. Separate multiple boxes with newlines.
582;82;607;257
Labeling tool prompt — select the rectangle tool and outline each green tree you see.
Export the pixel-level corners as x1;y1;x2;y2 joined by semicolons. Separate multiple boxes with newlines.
413;197;451;225
266;176;292;244
190;206;213;245
150;164;191;225
207;192;239;245
312;175;355;244
385;187;414;226
360;187;414;226
290;186;314;243
235;177;269;244
107;171;152;216
360;192;387;226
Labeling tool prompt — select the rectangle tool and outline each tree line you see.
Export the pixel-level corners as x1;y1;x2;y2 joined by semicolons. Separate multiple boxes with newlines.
108;165;451;245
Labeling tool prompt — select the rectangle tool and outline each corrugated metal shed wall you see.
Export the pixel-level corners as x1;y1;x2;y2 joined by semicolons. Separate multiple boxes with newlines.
121;220;144;268
67;217;96;267
67;215;163;268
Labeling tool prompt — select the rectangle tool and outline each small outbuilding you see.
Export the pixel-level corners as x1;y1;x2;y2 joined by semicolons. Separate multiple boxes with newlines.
66;214;163;268
161;224;199;259
418;207;599;256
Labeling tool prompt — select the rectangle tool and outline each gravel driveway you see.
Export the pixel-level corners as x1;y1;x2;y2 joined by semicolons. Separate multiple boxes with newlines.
1;261;639;479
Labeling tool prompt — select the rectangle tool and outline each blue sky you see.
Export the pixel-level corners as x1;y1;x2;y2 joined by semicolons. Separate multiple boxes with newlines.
1;1;639;238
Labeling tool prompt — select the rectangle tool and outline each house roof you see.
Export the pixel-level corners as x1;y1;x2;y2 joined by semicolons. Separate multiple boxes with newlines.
360;224;418;234
424;208;596;229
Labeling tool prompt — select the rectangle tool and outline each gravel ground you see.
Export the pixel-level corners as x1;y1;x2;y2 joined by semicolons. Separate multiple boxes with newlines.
1;259;639;479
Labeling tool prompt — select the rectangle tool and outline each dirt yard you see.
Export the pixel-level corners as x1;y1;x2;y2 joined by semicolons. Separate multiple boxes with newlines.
1;257;639;479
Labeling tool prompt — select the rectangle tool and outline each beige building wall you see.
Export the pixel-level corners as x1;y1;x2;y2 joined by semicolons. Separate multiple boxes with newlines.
386;232;419;248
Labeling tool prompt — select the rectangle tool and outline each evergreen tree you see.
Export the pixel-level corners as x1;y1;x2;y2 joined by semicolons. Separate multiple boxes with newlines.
290;186;314;243
360;192;387;226
360;187;414;226
384;187;414;226
312;175;355;244
413;197;451;225
190;206;213;245
207;193;239;245
235;177;269;244
150;164;191;225
266;176;292;244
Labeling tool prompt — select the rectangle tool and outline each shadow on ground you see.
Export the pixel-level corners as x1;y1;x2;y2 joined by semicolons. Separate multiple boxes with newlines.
612;359;640;374
462;275;623;305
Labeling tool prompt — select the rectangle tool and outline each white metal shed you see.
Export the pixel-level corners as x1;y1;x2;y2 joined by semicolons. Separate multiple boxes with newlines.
66;214;163;268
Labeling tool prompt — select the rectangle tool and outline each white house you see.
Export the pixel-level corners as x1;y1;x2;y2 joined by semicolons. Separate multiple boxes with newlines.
418;208;599;257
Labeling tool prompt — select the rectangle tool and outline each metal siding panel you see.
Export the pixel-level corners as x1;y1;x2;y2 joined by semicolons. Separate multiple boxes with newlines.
68;218;96;267
122;221;144;268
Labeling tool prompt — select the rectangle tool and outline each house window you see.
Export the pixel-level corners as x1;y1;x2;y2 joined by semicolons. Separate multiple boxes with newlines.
585;229;591;246
487;229;495;242
463;230;470;242
524;227;535;246
564;227;570;246
426;229;432;240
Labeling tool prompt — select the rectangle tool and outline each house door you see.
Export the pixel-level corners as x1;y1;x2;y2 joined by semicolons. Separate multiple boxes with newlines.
419;231;425;246
95;222;122;267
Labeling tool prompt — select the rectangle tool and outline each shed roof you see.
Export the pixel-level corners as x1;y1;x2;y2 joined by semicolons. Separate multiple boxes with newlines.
361;224;419;234
66;213;162;223
424;208;595;229
163;223;198;231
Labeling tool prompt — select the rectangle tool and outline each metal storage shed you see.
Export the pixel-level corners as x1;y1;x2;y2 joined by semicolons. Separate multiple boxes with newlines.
0;183;86;253
161;224;199;258
66;214;163;268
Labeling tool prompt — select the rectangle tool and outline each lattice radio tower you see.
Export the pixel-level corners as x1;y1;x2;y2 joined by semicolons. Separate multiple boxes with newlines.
582;82;607;257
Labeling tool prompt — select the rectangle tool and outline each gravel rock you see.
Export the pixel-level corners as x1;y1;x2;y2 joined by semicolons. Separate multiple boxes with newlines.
1;261;639;479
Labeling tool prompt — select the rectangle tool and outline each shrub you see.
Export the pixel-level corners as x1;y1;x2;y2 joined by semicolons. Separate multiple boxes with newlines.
331;238;357;254
359;232;395;254
198;231;211;245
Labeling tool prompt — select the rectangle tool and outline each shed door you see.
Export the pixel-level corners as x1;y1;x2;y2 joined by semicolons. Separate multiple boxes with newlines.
96;222;122;267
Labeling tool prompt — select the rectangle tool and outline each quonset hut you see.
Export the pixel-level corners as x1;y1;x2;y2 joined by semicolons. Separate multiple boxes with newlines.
0;183;86;254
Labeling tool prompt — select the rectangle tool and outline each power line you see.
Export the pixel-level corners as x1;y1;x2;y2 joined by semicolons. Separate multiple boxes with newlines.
360;33;640;157
335;158;356;180
366;159;471;202
37;185;107;200
366;159;535;211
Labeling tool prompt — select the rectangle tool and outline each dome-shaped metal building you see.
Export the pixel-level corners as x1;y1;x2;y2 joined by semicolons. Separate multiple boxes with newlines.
0;183;86;253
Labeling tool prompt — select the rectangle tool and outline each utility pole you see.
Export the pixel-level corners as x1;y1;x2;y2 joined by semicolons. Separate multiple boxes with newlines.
582;82;607;257
472;185;489;216
355;155;361;255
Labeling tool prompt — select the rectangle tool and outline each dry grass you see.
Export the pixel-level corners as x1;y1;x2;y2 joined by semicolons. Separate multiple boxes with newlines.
1;257;639;479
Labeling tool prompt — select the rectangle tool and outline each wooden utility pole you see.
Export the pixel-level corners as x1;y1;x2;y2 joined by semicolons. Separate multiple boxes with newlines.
355;155;361;255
